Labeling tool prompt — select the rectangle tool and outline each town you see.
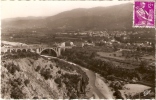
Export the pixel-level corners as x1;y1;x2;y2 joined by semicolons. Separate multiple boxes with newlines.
1;29;155;99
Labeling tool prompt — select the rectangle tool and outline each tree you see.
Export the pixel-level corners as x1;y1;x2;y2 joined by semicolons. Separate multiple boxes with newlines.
113;46;118;51
113;89;124;99
54;77;62;87
139;60;148;72
107;75;115;81
11;87;25;99
90;52;96;58
87;39;92;43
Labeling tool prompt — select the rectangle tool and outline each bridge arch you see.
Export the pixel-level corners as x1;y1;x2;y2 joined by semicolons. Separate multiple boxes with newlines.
11;49;16;53
27;49;31;52
40;48;58;57
17;49;22;53
22;49;26;52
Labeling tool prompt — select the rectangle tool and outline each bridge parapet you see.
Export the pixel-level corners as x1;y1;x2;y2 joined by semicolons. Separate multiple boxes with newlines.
1;46;61;57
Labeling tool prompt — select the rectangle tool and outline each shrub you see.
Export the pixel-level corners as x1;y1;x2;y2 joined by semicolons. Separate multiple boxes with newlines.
15;65;20;72
62;73;81;91
40;68;51;80
114;54;116;57
9;66;16;75
7;64;20;75
42;97;47;99
49;64;53;69
10;80;18;87
107;75;115;81
4;64;7;68
35;66;41;72
24;79;30;86
14;78;23;85
113;90;123;99
58;70;61;74
33;97;39;99
54;77;62;87
70;93;78;99
11;87;25;99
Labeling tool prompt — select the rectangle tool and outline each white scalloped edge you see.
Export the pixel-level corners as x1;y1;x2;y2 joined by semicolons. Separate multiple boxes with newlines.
132;26;155;28
132;0;155;28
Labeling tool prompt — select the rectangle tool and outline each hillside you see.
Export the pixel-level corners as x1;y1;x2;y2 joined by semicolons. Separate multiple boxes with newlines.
2;3;134;31
1;52;89;99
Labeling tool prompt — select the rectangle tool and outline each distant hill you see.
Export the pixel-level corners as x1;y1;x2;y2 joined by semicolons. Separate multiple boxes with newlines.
2;3;135;31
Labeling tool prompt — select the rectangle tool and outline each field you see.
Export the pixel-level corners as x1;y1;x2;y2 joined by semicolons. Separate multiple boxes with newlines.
97;51;125;61
140;55;155;62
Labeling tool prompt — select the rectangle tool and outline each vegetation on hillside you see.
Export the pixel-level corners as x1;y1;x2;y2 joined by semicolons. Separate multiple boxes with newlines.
1;51;89;99
60;47;155;85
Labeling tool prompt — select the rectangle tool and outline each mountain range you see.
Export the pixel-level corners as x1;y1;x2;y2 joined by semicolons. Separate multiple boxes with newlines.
2;3;137;31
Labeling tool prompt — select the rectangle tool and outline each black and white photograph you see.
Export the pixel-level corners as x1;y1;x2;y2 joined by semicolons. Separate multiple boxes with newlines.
1;0;155;99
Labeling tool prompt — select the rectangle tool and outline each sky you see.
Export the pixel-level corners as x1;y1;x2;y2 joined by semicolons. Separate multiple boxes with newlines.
1;0;133;19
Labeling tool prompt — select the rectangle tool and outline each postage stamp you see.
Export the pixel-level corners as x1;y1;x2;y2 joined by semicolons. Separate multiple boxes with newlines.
133;0;155;28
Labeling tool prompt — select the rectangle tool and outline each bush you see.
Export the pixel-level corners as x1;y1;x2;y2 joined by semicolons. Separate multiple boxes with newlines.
62;73;82;91
33;97;39;99
15;65;20;72
35;66;41;72
11;87;25;99
54;77;62;87
10;80;18;87
107;75;115;81
14;78;23;85
42;97;47;99
8;65;15;75
24;79;30;86
40;68;51;80
114;54;116;57
58;70;61;74
6;63;20;75
70;93;78;99
50;64;53;69
113;90;123;99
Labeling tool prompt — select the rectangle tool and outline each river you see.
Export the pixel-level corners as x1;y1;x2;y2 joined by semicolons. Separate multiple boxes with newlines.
80;66;105;99
41;55;112;99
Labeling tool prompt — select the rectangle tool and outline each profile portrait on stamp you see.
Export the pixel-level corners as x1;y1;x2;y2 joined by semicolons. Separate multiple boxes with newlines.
134;1;155;27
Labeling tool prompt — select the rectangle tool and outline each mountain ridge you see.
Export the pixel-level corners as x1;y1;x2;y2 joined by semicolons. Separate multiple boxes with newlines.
2;3;138;31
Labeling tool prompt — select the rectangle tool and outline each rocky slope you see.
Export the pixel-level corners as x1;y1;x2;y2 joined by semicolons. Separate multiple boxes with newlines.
1;52;89;99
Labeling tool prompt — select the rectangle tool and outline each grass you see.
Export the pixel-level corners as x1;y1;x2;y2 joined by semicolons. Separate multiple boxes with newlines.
97;52;125;61
96;52;140;69
140;55;155;61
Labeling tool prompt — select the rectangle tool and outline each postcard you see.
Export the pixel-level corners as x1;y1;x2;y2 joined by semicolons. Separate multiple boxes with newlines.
1;0;155;99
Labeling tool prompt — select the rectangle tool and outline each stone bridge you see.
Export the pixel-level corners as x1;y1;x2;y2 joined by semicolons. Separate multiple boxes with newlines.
1;46;61;57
